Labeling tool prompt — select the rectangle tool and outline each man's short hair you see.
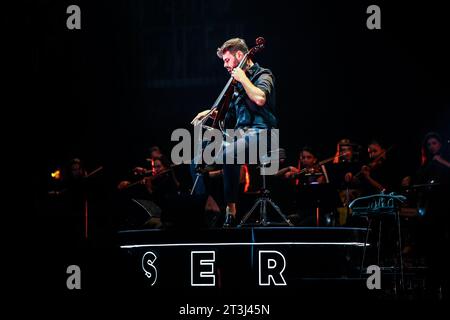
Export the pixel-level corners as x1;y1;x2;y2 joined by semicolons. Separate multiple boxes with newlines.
217;38;249;58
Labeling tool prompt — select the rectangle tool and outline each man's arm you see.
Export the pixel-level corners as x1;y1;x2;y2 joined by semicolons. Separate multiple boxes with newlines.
433;155;450;168
361;166;386;192
231;68;266;106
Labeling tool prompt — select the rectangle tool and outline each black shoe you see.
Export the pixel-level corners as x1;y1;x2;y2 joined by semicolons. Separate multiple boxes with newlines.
223;213;236;228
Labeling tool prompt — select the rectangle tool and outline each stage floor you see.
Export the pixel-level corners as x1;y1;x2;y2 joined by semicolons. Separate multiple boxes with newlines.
117;227;384;293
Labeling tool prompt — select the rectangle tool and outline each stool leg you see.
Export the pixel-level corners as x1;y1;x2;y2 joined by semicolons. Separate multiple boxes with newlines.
396;210;404;290
377;219;382;266
360;217;372;276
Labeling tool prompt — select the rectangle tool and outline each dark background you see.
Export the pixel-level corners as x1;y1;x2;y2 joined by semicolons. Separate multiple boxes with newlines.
23;0;449;176
8;0;449;300
13;0;448;220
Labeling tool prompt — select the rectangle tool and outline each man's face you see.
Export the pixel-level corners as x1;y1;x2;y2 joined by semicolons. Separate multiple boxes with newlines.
222;50;243;74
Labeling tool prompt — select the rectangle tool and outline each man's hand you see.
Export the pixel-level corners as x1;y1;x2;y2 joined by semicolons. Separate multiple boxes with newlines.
232;67;267;106
433;154;450;168
117;181;130;190
344;172;353;183
401;176;411;187
143;177;154;193
191;109;217;126
284;166;299;179
231;67;247;83
133;167;147;175
361;165;371;178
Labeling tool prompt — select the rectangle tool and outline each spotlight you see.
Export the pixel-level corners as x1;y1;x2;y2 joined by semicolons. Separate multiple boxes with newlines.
51;169;61;180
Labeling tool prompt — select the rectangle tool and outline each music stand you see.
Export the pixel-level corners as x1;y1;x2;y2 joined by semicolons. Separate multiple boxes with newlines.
238;149;293;227
297;181;338;227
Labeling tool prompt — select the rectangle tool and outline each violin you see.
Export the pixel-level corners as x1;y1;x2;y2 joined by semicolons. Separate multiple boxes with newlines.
355;146;393;178
294;152;350;179
275;152;348;178
120;166;176;190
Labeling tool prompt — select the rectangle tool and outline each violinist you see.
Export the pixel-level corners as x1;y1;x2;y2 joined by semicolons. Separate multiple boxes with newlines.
129;145;163;177
282;146;328;185
191;38;278;227
116;155;180;229
330;139;361;187
412;132;450;296
144;156;179;195
118;155;179;198
281;147;337;226
417;132;450;183
346;141;402;261
326;139;362;211
346;139;399;196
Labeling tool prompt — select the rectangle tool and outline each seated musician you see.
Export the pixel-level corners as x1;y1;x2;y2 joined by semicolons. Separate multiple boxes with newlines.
403;132;450;295
331;138;362;189
281;146;328;185
281;147;334;226
191;37;278;227
127;145;163;177
144;155;180;198
346;140;402;259
346;139;399;196
327;139;363;224
117;154;180;228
